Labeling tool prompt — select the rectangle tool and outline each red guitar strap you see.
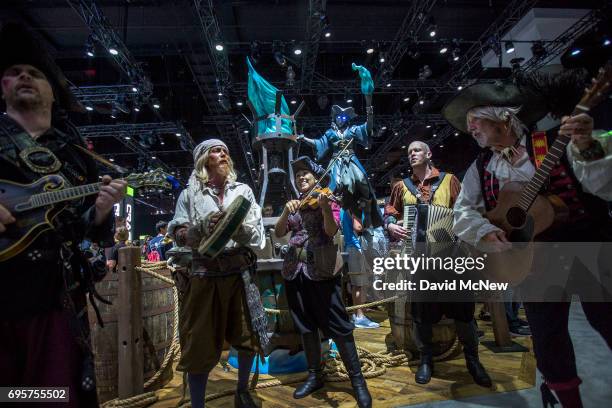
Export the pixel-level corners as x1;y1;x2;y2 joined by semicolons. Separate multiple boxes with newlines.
531;131;549;168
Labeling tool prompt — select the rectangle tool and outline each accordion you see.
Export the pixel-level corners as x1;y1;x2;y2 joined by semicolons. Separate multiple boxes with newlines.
401;204;456;256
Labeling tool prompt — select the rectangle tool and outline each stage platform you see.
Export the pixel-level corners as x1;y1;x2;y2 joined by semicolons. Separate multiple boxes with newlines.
149;308;535;407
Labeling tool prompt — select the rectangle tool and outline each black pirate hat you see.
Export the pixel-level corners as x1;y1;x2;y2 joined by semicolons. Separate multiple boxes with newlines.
441;81;548;134
291;156;330;186
0;22;79;111
330;105;357;121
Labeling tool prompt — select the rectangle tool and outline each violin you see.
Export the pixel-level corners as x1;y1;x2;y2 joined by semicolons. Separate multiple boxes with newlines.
298;187;341;210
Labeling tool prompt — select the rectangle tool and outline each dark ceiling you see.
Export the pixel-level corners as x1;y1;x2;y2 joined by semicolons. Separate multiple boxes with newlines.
0;0;608;212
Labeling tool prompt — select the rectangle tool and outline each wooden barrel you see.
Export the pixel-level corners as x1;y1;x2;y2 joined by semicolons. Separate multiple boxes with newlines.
256;258;301;350
88;267;176;403
387;300;458;357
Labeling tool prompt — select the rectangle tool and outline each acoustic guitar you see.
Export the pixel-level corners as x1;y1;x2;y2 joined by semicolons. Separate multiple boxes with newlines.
0;169;172;262
482;63;612;285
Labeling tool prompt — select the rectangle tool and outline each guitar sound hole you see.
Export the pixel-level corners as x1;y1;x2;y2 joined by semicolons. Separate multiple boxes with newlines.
506;206;527;229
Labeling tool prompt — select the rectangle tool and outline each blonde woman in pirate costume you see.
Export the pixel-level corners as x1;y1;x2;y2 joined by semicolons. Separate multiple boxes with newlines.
168;139;265;408
0;24;126;406
274;156;372;408
444;71;612;407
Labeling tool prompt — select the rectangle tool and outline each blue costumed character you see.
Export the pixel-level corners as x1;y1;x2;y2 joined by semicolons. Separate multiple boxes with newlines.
299;64;382;228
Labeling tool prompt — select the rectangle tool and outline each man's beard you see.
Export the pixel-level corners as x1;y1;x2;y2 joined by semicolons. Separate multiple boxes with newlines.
216;163;230;178
7;90;45;112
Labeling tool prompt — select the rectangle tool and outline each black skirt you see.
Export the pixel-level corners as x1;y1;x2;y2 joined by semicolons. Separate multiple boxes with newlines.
285;274;354;338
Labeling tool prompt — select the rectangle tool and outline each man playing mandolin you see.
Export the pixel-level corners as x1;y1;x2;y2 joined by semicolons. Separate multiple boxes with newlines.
167;139;265;408
0;24;126;407
444;73;612;407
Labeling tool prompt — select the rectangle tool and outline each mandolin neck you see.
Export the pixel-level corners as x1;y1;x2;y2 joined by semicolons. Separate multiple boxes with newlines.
27;182;103;210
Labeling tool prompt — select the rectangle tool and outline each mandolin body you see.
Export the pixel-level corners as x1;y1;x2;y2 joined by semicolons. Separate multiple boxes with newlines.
0;175;66;262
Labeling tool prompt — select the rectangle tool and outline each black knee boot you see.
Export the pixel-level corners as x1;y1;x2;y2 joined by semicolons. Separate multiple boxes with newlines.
294;332;324;399
413;322;433;384
334;334;372;408
464;346;492;388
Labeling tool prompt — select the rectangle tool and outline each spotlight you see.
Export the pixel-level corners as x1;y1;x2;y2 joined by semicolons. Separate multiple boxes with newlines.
108;47;119;55
274;50;287;67
505;41;515;54
457;85;463;90
175;133;181;136
604;38;611;46
85;106;94;111
531;41;547;59
109;157;115;162
454;132;459;136
85;36;95;57
346;98;353;103
250;41;261;63
132;87;138;92
427;17;437;37
124;136;131;140
290;99;297;104
386;82;391;87
381;126;387;130
366;47;375;54
419;97;425;105
403;96;410;102
452;48;460;61
379;52;386;63
215;43;224;51
294;47;302;55
570;48;581;56
439;42;448;54
134;107;140;112
243;130;249;134
236;101;244;107
324;31;331;38
151;156;157;159
426;124;431;128
286;65;296;87
153;103;160;109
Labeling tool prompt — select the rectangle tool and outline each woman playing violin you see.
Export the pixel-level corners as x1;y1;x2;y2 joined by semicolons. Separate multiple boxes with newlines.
274;156;372;408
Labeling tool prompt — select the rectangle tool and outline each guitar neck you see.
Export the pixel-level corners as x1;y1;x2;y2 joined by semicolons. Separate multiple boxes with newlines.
516;104;587;212
29;182;103;210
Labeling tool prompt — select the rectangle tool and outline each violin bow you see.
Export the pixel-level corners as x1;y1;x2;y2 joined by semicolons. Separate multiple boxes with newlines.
297;138;354;208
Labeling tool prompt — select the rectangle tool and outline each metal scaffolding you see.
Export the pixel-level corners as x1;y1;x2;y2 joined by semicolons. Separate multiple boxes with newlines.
300;0;326;91
66;0;153;100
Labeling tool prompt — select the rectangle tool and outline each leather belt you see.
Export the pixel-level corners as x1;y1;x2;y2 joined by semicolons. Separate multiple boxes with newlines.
192;247;257;277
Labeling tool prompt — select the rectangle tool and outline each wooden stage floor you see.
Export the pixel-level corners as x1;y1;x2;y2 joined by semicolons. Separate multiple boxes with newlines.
150;309;535;407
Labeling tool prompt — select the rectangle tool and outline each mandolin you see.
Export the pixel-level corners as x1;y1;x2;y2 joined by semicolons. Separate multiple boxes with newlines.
483;63;612;285
0;169;172;262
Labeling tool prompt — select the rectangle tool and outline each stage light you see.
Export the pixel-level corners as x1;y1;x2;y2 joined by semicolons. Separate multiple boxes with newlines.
108;47;118;55
132;87;138;92
386;82;391;87
379;52;386;63
151;156;156;159
153;103;160;109
325;31;331;38
124;136;131;140
134;107;140;112
505;41;515;54
381;126;387;130
426;124;431;128
236;101;243;107
175;133;181;136
160;141;165;145
439;43;448;54
419;98;425;105
427;18;437;38
218;92;223;96
452;48;460;61
570;48;581;56
290;99;297;104
85;106;93;111
215;43;224;51
604;38;611;46
243;130;249;134
346;98;353;103
85;36;95;57
403;96;410;102
457;85;463;90
454;132;459;136
274;50;287;67
294;48;302;55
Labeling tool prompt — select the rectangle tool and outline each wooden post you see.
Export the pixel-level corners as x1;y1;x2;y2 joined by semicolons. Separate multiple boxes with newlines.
488;301;512;347
117;246;143;398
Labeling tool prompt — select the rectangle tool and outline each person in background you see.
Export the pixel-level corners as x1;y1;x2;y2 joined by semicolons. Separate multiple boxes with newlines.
106;227;129;272
340;209;380;329
148;220;171;261
262;203;274;217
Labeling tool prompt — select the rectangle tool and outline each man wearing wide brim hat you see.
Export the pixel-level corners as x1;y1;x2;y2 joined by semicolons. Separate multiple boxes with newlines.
444;76;612;406
0;22;126;407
